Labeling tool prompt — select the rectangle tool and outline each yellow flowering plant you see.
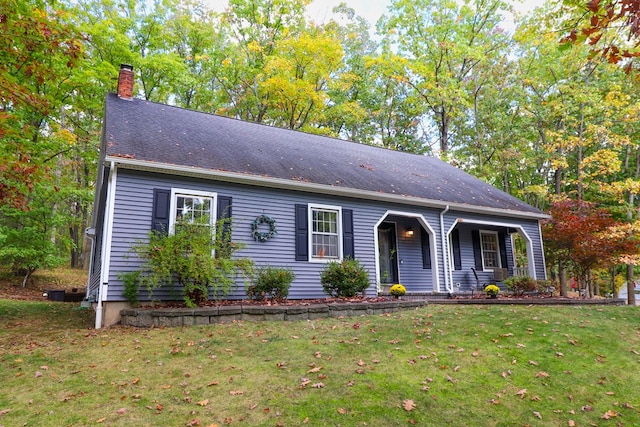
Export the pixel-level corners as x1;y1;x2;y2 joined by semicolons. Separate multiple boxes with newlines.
484;284;500;296
389;284;406;297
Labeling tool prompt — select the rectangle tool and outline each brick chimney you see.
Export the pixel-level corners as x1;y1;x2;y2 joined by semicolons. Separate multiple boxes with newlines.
117;64;134;99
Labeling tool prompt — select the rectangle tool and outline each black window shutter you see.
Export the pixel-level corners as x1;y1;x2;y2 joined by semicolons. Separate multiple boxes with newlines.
499;231;508;269
342;209;354;259
151;189;171;234
452;229;462;270
295;204;308;261
217;196;232;241
471;230;483;269
421;228;431;269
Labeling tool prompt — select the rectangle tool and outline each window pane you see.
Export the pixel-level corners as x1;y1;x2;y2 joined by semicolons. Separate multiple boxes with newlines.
176;195;211;225
481;233;499;269
311;208;339;258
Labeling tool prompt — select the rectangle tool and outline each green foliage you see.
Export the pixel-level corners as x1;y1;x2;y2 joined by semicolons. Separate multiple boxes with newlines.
132;218;253;307
0;183;69;286
320;257;370;298
119;270;141;306
247;266;295;301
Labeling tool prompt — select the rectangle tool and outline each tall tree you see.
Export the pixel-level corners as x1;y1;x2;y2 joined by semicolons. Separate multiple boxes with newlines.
0;0;82;209
379;0;512;156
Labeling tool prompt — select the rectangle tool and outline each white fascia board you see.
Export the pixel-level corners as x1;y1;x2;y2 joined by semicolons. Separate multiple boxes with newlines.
105;156;550;221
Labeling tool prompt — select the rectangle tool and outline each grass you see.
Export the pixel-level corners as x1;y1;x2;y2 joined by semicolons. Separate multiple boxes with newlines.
1;301;640;426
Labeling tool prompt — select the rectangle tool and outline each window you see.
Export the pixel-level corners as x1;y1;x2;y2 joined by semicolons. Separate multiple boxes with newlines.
309;204;342;261
480;231;501;270
170;189;216;231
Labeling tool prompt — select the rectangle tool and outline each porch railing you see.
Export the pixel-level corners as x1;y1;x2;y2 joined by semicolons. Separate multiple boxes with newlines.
513;267;529;277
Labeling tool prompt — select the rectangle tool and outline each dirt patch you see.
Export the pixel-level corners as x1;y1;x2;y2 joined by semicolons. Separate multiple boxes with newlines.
0;268;87;301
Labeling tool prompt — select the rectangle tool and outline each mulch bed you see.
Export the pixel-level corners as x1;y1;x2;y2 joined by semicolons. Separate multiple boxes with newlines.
139;296;396;309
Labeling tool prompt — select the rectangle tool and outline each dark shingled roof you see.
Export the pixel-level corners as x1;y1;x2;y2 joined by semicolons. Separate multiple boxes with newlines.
103;93;544;217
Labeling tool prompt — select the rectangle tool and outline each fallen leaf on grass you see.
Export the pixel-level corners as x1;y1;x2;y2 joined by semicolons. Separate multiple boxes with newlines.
515;389;527;399
568;420;576;426
96;417;106;423
0;409;10;416
533;411;542;419
311;383;325;388
528;360;539;366
601;410;619;419
337;408;347;414
307;367;323;373
535;371;550;378
116;408;127;414
229;390;243;395
403;399;416;411
196;399;209;406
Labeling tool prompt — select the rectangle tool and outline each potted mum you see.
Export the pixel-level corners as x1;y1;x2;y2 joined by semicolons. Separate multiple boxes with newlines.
484;284;500;298
389;284;406;298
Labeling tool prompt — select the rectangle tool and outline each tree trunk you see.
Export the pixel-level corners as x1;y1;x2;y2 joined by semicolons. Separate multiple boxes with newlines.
627;264;635;305
559;262;567;297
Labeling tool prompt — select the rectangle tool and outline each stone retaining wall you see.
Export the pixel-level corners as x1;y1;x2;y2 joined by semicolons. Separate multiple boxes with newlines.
120;299;428;328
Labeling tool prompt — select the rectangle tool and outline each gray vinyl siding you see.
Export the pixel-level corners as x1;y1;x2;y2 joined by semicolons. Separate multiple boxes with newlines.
100;170;546;302
105;169;386;302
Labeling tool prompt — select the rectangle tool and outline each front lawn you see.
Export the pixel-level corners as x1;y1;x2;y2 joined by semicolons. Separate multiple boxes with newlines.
1;301;639;426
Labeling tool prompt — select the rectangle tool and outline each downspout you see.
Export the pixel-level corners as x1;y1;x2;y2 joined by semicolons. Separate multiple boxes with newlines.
440;205;450;293
84;228;95;297
95;161;116;329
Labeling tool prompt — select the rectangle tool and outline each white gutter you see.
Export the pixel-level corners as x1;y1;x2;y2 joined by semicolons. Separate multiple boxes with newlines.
106;157;550;221
440;205;450;293
95;161;117;329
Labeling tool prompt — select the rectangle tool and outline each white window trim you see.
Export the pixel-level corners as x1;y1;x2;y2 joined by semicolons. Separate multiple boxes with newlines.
480;230;501;271
308;203;343;263
169;188;217;233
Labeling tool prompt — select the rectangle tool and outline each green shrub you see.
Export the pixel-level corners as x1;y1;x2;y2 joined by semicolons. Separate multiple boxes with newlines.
119;270;141;306
504;276;538;295
247;266;295;301
132;218;253;307
320;257;370;298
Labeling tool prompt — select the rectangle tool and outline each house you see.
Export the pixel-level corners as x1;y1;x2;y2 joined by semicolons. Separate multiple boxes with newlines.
86;65;548;328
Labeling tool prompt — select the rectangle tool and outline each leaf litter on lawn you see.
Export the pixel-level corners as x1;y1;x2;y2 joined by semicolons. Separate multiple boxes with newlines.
2;302;640;425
